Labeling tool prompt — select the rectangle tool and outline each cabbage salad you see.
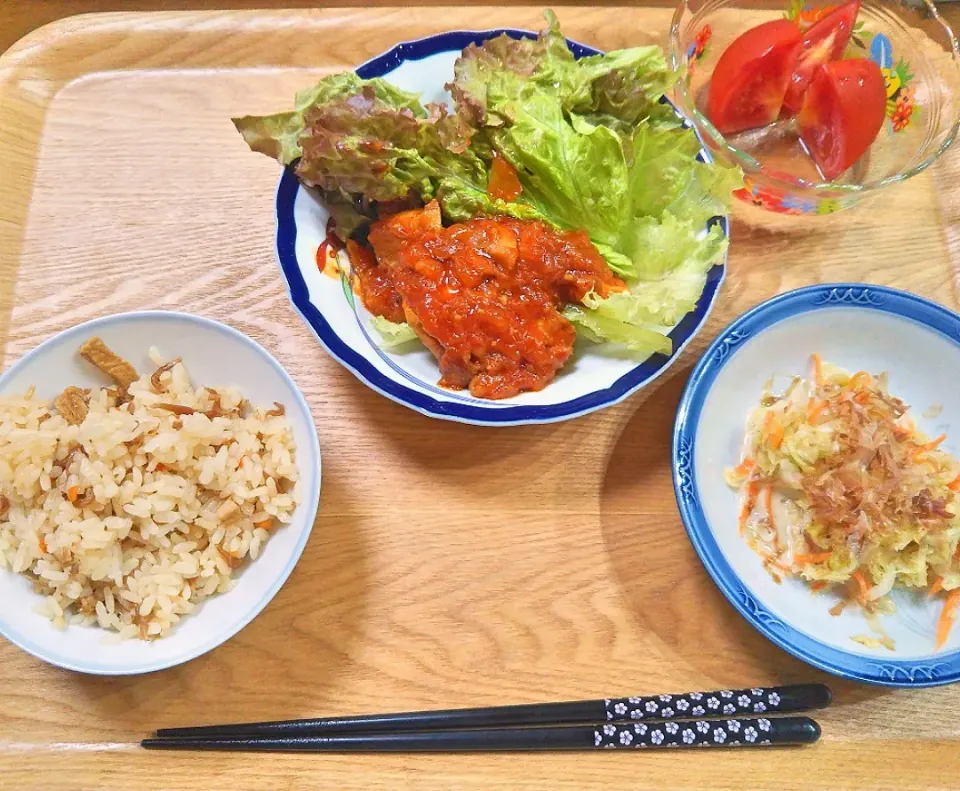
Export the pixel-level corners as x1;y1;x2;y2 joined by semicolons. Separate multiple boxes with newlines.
726;355;960;651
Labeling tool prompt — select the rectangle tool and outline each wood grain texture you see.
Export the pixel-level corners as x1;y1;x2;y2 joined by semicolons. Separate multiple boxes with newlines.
1;6;960;791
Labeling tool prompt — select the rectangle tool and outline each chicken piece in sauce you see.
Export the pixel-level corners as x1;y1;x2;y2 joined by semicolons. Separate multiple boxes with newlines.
353;201;624;399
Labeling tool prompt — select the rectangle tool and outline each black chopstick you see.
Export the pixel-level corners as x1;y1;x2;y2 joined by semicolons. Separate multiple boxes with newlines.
143;716;820;752
154;683;829;739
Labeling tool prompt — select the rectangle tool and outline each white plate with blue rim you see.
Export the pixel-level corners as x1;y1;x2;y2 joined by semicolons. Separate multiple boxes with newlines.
274;29;728;426
674;283;960;687
0;312;321;674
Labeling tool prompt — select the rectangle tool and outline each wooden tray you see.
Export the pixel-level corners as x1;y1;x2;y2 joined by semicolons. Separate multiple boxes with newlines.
1;7;959;790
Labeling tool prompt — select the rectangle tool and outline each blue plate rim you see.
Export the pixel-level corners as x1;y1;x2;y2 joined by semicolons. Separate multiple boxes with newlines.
672;283;960;687
0;310;322;675
273;27;729;426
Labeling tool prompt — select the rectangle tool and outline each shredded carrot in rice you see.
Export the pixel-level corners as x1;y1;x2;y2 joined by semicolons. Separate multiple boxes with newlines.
67;486;79;504
811;353;823;385
930;577;944;597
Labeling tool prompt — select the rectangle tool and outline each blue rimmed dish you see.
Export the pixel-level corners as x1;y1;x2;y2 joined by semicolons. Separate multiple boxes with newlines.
274;29;729;426
674;283;960;687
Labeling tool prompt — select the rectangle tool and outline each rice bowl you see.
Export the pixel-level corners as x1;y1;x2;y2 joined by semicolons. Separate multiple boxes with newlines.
0;312;321;674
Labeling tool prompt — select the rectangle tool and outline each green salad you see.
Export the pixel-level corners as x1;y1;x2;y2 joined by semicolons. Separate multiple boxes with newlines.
234;11;741;357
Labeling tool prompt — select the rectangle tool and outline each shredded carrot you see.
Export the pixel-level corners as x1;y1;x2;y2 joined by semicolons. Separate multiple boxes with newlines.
828;601;847;617
738;482;760;536
853;391;869;404
238;456;247;469
255;519;273;530
935;589;960;650
38;536;47;554
764;411;784;449
155;463;167;473
845;371;872;392
810;581;827;592
812;353;823;386
734;458;755;476
949;474;960;491
852;569;870;603
922;434;947;451
807;399;827;423
67;486;79;504
764;487;775;528
930;577;945;597
794;552;834;565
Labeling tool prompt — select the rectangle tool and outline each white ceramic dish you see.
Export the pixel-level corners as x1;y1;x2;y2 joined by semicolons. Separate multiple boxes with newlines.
674;284;960;686
275;28;728;426
0;312;321;674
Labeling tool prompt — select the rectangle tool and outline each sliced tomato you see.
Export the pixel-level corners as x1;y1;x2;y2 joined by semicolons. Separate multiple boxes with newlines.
706;20;803;135
782;0;861;116
797;58;886;180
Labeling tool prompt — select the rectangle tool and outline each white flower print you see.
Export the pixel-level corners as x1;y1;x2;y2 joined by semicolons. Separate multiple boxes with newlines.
758;718;771;732
645;701;659;713
594;731;603;746
726;720;741;733
676;699;689;712
713;728;727;744
690;692;703;701
760;739;772;746
634;723;648;735
604;743;616;749
665;722;679;735
682;729;696;744
603;724;616;736
768;692;781;706
750;688;764;696
720;690;733;699
730;740;741;746
737;694;751;707
661;707;675;718
628;697;642;705
667;742;679;748
619;731;633;746
754;702;767;713
744;726;758;743
614;702;627;715
722;704;736;715
707;697;720;710
630;710;643;720
650;730;664;745
658;694;673;702
692;705;705;716
695;721;710;734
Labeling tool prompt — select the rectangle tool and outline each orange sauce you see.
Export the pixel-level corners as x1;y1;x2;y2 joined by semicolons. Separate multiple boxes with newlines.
315;217;345;279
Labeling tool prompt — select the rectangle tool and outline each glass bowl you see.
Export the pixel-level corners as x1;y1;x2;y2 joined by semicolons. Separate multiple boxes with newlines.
668;0;960;215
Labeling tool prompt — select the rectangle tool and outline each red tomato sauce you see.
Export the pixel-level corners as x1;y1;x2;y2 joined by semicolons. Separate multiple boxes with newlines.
351;200;623;400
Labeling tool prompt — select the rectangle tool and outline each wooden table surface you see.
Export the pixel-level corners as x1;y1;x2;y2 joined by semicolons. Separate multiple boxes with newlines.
2;4;960;791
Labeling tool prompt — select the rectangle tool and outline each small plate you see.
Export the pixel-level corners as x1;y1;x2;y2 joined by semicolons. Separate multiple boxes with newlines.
674;284;960;687
274;29;728;426
0;312;321;674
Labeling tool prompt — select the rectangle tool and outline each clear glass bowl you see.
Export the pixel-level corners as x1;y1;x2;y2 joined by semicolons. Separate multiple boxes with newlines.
668;0;960;215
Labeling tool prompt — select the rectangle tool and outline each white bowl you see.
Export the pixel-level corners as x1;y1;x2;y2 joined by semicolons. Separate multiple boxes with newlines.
0;312;321;674
674;284;960;687
274;28;728;426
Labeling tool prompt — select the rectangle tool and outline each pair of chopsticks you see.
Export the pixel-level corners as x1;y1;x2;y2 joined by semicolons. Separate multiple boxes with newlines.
142;683;829;753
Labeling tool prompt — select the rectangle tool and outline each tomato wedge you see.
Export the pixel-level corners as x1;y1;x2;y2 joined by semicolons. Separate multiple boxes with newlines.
797;58;886;180
782;0;861;116
706;20;803;135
